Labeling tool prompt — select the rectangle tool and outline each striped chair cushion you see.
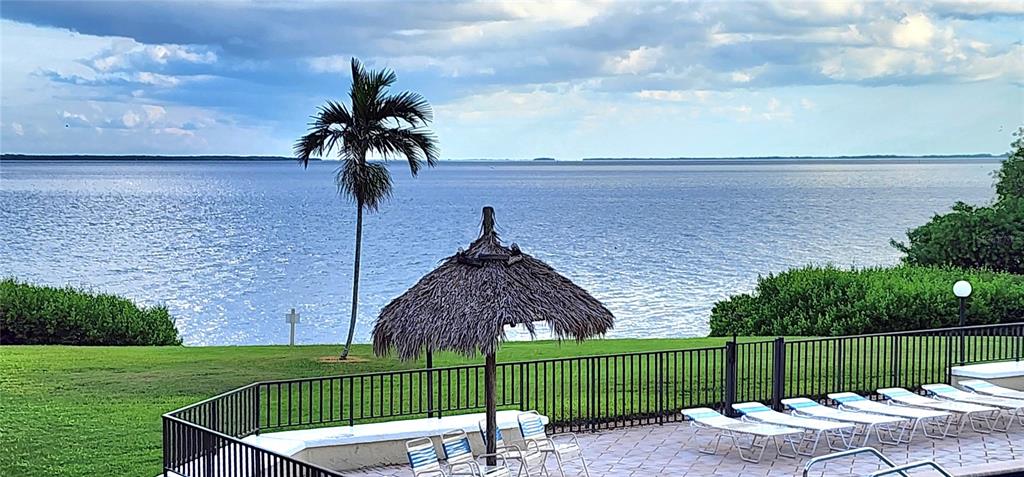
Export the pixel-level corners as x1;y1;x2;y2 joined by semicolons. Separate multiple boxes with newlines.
519;417;546;438
408;446;440;471
443;437;473;460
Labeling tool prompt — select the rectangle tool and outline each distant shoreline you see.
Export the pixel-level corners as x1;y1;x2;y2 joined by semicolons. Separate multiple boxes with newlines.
0;154;305;162
0;153;1006;163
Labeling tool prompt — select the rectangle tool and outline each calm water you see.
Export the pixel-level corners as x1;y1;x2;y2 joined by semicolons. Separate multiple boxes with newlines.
0;159;1000;345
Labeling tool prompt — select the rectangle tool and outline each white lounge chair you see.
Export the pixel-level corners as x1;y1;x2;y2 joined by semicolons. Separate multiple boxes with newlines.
877;387;1000;436
681;407;803;463
960;379;1024;400
732;402;854;455
517;411;589;477
828;392;951;441
922;384;1024;429
409;435;512;477
478;419;546;476
782;398;907;446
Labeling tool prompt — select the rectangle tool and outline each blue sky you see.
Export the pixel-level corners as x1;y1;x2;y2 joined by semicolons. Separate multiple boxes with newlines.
1;1;1021;158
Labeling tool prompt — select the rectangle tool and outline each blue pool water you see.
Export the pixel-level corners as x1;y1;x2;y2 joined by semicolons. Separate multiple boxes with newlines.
0;158;1000;345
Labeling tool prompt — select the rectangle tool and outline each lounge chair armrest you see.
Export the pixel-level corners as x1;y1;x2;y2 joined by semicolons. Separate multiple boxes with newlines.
477;453;509;468
495;444;526;460
448;460;481;474
550;431;581;446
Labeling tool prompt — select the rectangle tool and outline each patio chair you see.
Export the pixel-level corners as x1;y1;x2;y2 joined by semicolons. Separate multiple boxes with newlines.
922;384;1024;429
877;387;1000;436
409;435;512;477
732;402;854;455
827;392;952;441
517;410;589;477
960;379;1024;400
478;419;547;476
781;397;907;446
681;407;803;463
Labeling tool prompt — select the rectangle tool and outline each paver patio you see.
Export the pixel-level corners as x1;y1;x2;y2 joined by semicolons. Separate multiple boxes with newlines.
345;421;1024;476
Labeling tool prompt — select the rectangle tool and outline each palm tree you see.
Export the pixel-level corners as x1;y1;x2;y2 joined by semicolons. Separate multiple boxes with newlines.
296;58;438;359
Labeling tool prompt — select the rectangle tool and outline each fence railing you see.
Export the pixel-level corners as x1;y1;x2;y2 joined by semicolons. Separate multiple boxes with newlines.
164;322;1023;477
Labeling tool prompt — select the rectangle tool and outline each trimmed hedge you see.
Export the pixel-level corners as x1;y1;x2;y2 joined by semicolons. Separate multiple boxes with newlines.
0;278;181;345
709;266;1024;337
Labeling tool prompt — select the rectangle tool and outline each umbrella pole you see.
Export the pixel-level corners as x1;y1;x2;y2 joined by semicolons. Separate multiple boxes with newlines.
485;351;497;465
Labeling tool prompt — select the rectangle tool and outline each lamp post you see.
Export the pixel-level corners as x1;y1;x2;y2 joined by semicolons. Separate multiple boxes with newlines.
953;280;972;365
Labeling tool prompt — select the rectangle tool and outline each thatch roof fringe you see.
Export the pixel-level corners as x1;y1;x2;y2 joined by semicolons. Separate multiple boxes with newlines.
372;207;614;360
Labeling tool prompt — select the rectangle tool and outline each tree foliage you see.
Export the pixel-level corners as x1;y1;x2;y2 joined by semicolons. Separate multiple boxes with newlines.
891;127;1024;274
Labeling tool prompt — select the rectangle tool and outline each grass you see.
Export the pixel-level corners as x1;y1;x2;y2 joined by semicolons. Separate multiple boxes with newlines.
6;334;1016;477
1;337;751;477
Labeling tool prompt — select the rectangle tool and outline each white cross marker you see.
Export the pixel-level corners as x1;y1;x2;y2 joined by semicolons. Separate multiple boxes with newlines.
285;308;300;346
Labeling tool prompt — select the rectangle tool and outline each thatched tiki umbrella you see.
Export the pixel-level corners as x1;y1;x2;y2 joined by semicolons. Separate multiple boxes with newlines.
373;206;614;461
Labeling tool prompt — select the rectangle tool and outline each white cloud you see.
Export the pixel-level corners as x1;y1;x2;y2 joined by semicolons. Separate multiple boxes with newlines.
890;13;937;49
731;71;753;83
61;110;91;127
635;89;716;102
11;122;25;136
122;110;141;128
800;98;816;110
142;105;167;122
90;41;217;72
604;46;663;75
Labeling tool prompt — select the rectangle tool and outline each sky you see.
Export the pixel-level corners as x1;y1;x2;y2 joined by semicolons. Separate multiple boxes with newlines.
0;1;1022;159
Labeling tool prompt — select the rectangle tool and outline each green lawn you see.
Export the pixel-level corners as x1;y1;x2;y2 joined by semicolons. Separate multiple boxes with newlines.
1;337;752;477
6;334;1015;477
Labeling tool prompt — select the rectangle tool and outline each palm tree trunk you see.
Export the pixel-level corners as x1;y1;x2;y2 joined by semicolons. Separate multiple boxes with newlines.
340;202;363;359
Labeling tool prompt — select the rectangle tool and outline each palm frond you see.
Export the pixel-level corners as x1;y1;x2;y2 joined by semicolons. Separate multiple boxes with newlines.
367;127;439;175
336;159;393;211
375;91;433;126
294;127;330;167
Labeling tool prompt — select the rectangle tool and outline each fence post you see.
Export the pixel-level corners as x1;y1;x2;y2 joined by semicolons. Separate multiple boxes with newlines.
771;337;785;411
723;341;737;417
946;330;954;384
587;357;595;431
836;339;845;393
959;321;967;366
1017;324;1022;362
162;417;170;477
254;384;261;436
892;335;901;388
655;352;663;425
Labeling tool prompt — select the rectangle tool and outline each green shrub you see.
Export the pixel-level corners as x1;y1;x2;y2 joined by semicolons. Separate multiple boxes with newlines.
709;266;1024;336
891;127;1024;273
0;278;181;345
891;198;1024;273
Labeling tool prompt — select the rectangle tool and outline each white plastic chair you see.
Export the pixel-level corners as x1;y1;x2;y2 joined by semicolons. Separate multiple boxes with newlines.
732;402;854;455
409;435;511;477
517;411;589;477
681;407;802;463
878;387;1000;436
960;379;1024;400
922;384;1023;429
478;419;547;476
782;397;907;446
828;392;952;441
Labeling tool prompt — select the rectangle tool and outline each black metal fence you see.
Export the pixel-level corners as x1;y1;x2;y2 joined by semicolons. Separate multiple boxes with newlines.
164;322;1023;477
